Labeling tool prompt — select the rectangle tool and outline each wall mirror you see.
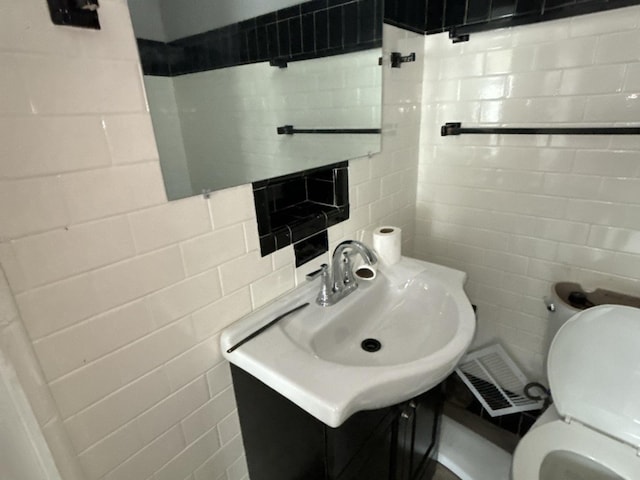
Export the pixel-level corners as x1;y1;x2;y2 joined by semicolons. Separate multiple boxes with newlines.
127;0;383;200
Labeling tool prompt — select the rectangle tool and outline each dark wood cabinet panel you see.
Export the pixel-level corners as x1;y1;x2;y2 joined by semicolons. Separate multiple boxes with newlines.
231;365;443;480
327;406;397;478
393;387;442;480
410;390;442;480
231;366;326;480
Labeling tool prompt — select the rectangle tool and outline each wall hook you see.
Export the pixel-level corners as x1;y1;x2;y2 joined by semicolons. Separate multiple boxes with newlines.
390;52;415;68
269;58;288;68
449;29;469;43
46;0;100;29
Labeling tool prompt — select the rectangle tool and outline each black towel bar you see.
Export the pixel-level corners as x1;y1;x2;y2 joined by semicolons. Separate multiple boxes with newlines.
277;125;381;135
441;122;640;136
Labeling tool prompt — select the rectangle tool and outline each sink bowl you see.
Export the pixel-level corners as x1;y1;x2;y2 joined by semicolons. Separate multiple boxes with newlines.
221;256;476;427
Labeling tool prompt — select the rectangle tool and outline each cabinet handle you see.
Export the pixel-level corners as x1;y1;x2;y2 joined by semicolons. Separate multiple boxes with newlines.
409;401;417;409
401;406;416;420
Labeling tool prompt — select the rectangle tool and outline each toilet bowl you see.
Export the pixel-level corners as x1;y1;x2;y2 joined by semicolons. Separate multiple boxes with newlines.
511;304;640;479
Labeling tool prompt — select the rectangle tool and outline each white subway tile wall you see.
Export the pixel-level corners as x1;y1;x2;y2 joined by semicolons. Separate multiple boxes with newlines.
417;5;640;379
0;2;420;479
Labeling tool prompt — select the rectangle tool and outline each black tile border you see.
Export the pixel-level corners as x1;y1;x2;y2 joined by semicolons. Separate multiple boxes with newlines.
137;0;382;76
382;17;426;35
294;231;329;267
136;39;172;76
382;0;640;38
446;0;640;37
253;162;349;260
137;0;640;74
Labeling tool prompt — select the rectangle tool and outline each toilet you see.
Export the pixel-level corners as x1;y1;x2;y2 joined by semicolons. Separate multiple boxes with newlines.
511;304;640;479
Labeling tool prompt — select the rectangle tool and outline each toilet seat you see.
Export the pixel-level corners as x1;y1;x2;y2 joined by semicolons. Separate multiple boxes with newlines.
512;305;640;479
547;305;640;448
512;415;640;479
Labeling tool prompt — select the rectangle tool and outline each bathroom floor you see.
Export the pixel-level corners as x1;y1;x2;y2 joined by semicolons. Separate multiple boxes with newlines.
433;462;459;480
443;402;520;453
432;401;521;480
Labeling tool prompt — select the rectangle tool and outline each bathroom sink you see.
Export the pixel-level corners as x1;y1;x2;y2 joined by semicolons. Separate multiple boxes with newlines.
221;256;476;427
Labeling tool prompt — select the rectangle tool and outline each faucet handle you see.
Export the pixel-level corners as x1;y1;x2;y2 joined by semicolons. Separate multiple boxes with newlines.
341;252;357;286
305;264;328;281
312;264;332;307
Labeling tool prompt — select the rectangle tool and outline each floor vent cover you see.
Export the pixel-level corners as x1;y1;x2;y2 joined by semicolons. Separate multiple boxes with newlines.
455;344;544;417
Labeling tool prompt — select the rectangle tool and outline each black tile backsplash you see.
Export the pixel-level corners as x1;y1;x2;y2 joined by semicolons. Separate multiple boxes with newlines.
443;1;466;28
294;231;329;267
315;9;330;50
329;7;344;48
490;0;517;20
515;0;542;15
139;0;640;75
138;0;382;77
253;162;349;261
466;1;490;24
289;17;303;54
385;0;428;33
269;177;308;212
136;39;171;76
307;178;335;205
436;0;640;35
383;0;640;37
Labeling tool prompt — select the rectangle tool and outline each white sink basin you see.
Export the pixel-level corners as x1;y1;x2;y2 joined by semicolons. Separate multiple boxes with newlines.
220;256;476;427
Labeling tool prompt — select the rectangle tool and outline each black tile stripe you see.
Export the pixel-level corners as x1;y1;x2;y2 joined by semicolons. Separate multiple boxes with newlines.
382;0;640;35
139;0;640;75
294;231;329;267
137;0;381;77
466;0;491;24
422;0;640;34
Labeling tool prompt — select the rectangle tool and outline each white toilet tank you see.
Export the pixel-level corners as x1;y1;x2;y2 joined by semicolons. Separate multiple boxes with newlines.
544;282;640;357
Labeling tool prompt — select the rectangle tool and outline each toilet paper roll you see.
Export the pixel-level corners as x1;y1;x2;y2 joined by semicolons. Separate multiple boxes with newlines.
372;226;402;266
352;256;377;281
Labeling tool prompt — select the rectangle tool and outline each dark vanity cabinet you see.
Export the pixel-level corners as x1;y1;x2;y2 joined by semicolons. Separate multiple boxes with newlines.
395;391;442;480
231;366;443;480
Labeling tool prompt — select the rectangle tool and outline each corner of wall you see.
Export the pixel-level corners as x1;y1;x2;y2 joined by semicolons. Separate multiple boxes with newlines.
0;266;86;480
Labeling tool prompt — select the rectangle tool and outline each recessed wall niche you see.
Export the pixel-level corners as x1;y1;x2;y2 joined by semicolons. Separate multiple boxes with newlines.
253;162;349;264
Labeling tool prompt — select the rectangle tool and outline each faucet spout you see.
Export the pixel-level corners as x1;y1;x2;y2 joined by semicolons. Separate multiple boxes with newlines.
331;240;377;284
314;240;377;307
334;240;378;264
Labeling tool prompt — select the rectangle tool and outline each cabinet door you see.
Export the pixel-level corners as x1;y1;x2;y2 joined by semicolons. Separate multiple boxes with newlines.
394;387;444;480
329;407;398;480
410;388;443;480
231;366;326;480
395;402;417;480
334;419;395;480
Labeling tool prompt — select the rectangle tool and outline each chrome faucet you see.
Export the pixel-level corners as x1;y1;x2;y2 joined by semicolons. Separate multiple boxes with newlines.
306;240;377;306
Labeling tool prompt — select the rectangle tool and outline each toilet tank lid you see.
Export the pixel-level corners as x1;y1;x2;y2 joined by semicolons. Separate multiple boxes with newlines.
548;305;640;448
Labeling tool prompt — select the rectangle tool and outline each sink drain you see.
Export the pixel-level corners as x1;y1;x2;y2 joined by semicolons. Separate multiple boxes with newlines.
361;338;382;352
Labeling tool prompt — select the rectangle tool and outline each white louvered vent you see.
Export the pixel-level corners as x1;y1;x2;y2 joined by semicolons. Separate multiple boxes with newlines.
455;344;544;417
